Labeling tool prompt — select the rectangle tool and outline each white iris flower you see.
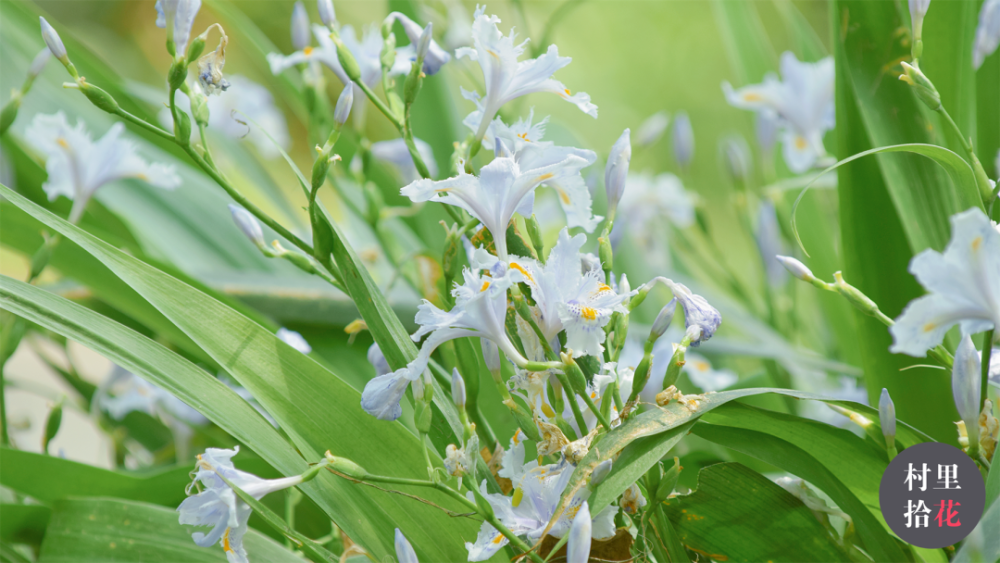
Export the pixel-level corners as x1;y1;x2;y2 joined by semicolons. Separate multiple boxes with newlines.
155;0;202;57
722;52;834;173
178;447;306;563
890;208;1000;357
467;111;601;232
26;112;181;223
457;6;597;144
361;267;528;421
401;153;589;262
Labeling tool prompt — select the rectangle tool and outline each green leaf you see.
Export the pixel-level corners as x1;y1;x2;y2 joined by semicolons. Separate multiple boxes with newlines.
0;504;50;545
0;183;477;562
791;143;981;254
0;448;193;506
662;463;850;562
36;498;303;562
692;402;908;562
711;0;778;87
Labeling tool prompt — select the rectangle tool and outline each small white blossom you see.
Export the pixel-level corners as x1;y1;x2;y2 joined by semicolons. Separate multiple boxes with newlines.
684;353;737;391
290;2;310;51
723;52;834;173
39;17;67;62
401;153;588;261
96;365;207;426
317;0;335;28
567;501;592;563
361;267;528;420
890;208;1000;356
457;6;597;143
155;0;202;57
468;111;601;231
909;0;932;40
178;447;304;563
26;112;181;223
974;0;1000;69
605;129;631;219
444;434;478;477
277;328;311;354
371;138;438;184
610;171;695;268
879;388;896;439
28;48;52;78
387;12;451;75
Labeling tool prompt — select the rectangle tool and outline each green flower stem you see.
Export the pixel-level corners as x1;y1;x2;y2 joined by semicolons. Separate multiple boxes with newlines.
982;329;994;413
112;107;175;142
936;106;994;202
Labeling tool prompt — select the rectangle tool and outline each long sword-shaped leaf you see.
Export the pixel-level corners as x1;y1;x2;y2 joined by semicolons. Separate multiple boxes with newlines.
0;183;478;561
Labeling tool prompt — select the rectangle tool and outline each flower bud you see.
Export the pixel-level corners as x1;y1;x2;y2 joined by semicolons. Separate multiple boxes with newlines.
909;0;931;44
80;81;120;114
40;17;68;63
317;0;336;29
604;128;631;218
190;88;210;126
229;205;267;250
290;1;310;51
395;529;419;563
335;38;362;82
567;501;592;563
28;48;51;79
42;398;64;454
832;272;880;317
324;451;368;479
672;111;694;168
560;352;589;396
367;343;391;376
952;334;981;450
650;298;677;340
879;388;896;442
451;368;466;408
334;84;353;125
173;110;192;146
776;255;814;281
598;236;613;272
721;135;752;184
899;61;941;111
590;459;613;486
416;22;433;62
636;111;668;148
481;339;501;375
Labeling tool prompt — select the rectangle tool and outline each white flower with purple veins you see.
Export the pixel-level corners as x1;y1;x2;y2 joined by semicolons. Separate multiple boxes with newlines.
155;0;202;57
178;447;305;563
723;52;834;173
361;267;528;421
642;278;721;347
469;111;601;231
457;6;597;144
386;12;451;75
890;208;1000;356
510;228;632;357
974;0;1000;69
159;76;290;158
277;328;311;354
465;454;617;561
401;152;589;262
26;112;181;223
370;138;438;183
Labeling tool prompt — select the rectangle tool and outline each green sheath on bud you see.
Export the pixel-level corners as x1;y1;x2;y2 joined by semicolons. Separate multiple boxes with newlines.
186;36;207;65
899;62;941;111
662;345;686;390
168;61;188;92
324;452;369;480
598;236;613;272
560;354;589;396
309;204;335;270
42;398;64;454
654;457;681;503
174;110;191;145
832;272;880;317
335;39;362;82
510;403;542;442
0;97;22;136
526;215;545;261
80;83;119;114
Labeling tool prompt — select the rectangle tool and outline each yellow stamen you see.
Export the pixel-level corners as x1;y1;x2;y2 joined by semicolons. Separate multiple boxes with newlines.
480;281;491;292
597;284;611;292
222;528;232;552
972;236;983;251
536;172;554;182
56;137;69;148
795;136;807;150
492;533;505;544
511;487;523;507
517;132;530;142
541;403;555;418
563;88;571;96
923;322;936;333
580;306;597;321
557;189;571;204
743;92;761;102
510;262;534;283
303;46;314;56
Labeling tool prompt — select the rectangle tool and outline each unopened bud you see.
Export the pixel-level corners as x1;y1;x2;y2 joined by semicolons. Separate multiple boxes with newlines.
481;339;501;374
651;298;677;340
28;48;51;79
334;84;353;125
40;17;68;63
952;334;981;451
229;205;267;250
672;111;694;168
290;1;310;51
604;128;631;218
899;61;941;110
335;39;362;82
879;388;896;442
79;81;119;114
560;352;589;396
416;22;433;62
721;135;752;183
0;99;21;136
590;459;613;486
317;0;336;28
173;109;191;145
190;89;210;126
598;236;613;272
567;501;592;563
324;451;368;479
636;112;668;148
168;60;188;92
832;272;880;317
451;368;466;408
776;255;814;281
909;0;931;46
